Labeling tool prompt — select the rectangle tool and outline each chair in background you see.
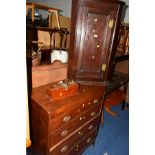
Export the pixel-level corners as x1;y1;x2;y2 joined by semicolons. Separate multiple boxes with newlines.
101;23;129;124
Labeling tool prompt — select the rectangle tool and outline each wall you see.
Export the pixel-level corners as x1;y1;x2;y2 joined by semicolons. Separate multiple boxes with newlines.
27;0;72;17
121;0;129;23
28;0;129;22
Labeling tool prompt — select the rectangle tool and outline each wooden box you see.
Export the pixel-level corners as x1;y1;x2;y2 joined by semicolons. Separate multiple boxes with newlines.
47;80;79;100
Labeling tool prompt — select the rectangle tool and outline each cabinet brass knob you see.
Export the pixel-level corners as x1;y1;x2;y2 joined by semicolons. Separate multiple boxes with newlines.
91;56;95;59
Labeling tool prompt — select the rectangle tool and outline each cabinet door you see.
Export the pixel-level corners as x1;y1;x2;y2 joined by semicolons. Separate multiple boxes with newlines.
68;0;124;84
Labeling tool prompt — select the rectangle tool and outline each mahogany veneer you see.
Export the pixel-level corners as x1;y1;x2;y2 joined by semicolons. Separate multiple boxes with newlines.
67;0;125;85
31;83;105;155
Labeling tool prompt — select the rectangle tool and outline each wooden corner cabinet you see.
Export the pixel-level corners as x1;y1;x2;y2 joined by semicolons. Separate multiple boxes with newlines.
30;83;105;155
67;0;125;85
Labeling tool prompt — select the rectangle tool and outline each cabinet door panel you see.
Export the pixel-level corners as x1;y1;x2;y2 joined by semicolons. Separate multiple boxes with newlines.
77;8;111;79
75;3;116;80
68;0;124;84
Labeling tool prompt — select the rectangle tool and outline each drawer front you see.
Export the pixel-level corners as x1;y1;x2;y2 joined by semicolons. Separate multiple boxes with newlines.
49;95;102;118
49;98;102;132
49;120;99;154
67;129;97;155
50;112;100;147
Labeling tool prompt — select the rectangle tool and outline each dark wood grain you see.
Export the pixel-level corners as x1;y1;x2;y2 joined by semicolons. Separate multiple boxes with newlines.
30;83;105;155
67;0;125;85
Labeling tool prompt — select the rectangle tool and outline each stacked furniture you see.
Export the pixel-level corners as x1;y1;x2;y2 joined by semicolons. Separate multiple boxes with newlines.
29;0;126;154
31;83;104;154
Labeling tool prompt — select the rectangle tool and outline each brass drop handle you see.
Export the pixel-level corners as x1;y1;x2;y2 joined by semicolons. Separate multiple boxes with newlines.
61;130;69;137
61;145;68;152
88;124;94;130
63;115;71;123
93;99;99;104
86;137;92;143
90;111;96;117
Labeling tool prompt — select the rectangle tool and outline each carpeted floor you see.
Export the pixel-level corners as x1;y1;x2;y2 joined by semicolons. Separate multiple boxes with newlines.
83;104;129;155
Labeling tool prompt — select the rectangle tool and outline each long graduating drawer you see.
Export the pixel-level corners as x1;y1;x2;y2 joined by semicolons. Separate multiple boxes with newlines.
67;129;98;155
50;109;100;147
47;95;103;119
49;117;99;154
49;99;102;132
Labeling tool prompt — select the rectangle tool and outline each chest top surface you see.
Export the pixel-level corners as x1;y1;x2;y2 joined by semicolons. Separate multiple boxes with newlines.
32;83;105;115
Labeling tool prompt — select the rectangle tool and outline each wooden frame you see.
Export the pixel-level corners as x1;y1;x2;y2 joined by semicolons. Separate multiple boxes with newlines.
26;2;61;28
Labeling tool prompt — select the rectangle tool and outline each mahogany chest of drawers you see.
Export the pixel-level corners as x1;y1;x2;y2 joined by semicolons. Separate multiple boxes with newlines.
30;83;105;155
